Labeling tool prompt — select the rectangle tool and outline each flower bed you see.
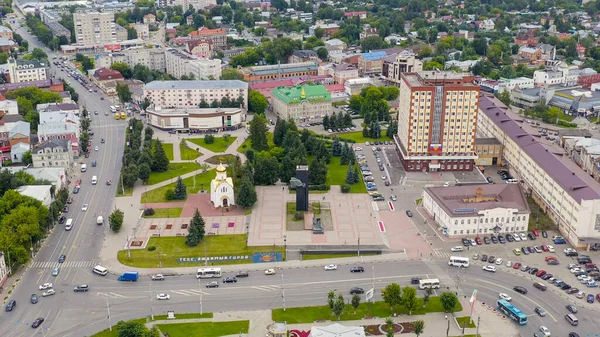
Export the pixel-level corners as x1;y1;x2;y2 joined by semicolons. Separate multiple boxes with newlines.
363;322;416;336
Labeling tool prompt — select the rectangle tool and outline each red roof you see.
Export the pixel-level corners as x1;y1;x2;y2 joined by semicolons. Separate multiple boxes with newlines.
325;84;345;92
93;68;124;81
196;27;226;36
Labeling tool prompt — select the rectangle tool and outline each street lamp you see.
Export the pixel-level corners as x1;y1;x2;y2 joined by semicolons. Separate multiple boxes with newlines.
283;235;287;261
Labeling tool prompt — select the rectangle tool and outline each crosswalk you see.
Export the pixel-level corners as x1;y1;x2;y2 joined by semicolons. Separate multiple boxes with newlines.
96;292;128;299
431;250;451;259
251;285;281;292
170;289;211;296
30;260;97;269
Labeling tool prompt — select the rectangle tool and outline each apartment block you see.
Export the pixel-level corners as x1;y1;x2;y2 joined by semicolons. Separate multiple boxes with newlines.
172;0;217;11
143;80;248;109
478;93;600;248
74;11;116;45
165;48;221;80
96;47;167;73
7;59;48;83
239;61;318;82
189;27;227;50
395;71;479;172
383;51;423;86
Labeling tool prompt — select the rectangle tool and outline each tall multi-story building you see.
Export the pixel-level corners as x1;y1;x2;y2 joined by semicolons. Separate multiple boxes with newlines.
189;27;227;50
395;71;479;172
383;51;423;86
172;0;216;11
143;80;248;109
6;59;48;83
73;11;116;45
164;48;221;80
270;85;332;122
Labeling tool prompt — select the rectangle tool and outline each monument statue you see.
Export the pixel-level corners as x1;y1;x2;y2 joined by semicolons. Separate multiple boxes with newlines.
295;166;309;211
312;217;324;234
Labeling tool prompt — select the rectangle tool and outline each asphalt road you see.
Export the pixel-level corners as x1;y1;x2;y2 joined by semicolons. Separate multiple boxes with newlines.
0;14;127;336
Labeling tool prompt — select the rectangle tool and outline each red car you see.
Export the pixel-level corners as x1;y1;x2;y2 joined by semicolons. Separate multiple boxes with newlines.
541;245;549;252
536;270;547;277
66;197;73;204
75;179;82;186
596;293;600;302
586;263;597;268
513;262;522;269
545;256;557;262
532;229;540;237
475;237;483;245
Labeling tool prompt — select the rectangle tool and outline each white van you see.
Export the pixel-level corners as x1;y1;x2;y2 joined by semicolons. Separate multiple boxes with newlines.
506;178;518;184
92;176;97;185
92;265;108;276
110;106;117;113
65;218;73;231
81;164;87;172
97;216;103;225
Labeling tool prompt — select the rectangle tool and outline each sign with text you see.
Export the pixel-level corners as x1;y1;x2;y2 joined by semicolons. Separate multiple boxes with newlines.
252;252;282;263
177;255;251;263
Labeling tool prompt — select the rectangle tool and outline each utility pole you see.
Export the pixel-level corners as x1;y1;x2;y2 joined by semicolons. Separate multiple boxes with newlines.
105;296;112;331
281;274;286;311
475;315;481;337
150;283;154;320
357;236;360;257
198;279;203;315
127;236;131;258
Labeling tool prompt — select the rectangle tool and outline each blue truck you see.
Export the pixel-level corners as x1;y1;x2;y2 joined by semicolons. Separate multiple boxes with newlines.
117;271;139;282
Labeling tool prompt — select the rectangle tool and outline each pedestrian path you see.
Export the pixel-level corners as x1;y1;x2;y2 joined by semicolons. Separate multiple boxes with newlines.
431;249;451;259
30;260;97;269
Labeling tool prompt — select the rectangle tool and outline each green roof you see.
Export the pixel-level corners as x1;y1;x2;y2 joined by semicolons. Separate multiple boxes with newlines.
271;85;331;105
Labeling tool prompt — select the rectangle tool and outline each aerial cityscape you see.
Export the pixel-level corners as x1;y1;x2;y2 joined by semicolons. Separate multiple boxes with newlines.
1;0;600;336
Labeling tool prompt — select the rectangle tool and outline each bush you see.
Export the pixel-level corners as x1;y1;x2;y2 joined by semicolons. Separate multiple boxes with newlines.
164;188;175;200
308;184;329;191
205;134;215;144
341;184;351;193
143;208;155;216
337;137;357;143
147;246;156;252
293;212;304;221
557;120;577;128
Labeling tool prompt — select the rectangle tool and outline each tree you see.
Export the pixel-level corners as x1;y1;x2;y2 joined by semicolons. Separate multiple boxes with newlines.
382;283;402;310
82;56;94;72
440;291;458;312
422;287;433;307
345;165;357;184
249;115;269;151
332;293;345;320
273;118;288;147
414;320;425;337
331;136;342;156
111;62;132;79
385;317;395;337
138;163;151;183
152;140;169;172
116;83;133;103
248;90;267;114
173;176;187;200
116;320;157;337
327;290;335;309
237;176;257;208
220;68;244;80
351;294;361;314
30;48;47;61
402;286;418;314
22;150;32;165
308;158;327;185
253;152;280;185
186;208;206;246
109;209;124;232
316;47;328;60
497;90;511;107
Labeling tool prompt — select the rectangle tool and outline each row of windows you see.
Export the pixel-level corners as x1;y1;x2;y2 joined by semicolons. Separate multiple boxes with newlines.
454;216;525;225
453;226;526;235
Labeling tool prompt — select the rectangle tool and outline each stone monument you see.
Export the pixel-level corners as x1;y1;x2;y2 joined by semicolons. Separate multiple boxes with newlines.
292;165;309;211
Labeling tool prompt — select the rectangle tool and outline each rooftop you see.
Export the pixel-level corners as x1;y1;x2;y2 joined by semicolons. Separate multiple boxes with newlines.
425;184;530;217
271;84;331;104
144;80;248;91
16;185;52;201
479;93;600;203
475;137;501;145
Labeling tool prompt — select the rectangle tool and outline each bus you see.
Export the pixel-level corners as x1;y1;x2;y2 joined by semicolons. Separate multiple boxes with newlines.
196;267;222;279
448;256;470;268
419;278;440;290
497;299;528;325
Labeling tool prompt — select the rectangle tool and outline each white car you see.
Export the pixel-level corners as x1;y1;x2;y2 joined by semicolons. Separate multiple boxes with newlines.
42;289;56;297
324;264;338;271
450;246;464;252
513;235;521;242
576;291;586;299
381;176;387;180
354;147;362;151
483;265;497;272
156;293;170;300
495;258;503;265
39;283;53;290
499;293;512;301
469;239;477;246
94;146;99;151
539;326;551;336
81;204;88;212
506;260;512;267
443;182;450;187
570;268;582;274
546;245;555;253
519;233;528;241
264;269;276;275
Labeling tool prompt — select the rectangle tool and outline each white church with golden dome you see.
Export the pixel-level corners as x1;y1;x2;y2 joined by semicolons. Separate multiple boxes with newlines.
210;162;235;207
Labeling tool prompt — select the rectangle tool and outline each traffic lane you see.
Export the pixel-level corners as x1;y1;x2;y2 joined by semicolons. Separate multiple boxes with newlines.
447;265;600;335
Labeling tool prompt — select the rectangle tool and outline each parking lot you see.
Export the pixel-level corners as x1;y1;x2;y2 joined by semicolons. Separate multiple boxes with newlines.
440;231;600;308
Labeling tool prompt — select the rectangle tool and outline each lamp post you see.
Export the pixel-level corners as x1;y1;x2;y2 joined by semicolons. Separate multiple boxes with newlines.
105;295;112;332
149;283;154;320
357;236;360;257
283;235;287;261
281;274;286;311
198;279;203;315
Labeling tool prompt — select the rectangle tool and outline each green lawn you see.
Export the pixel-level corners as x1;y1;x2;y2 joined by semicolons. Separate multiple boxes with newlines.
117;235;284;268
336;131;392;143
237;133;274;153
189;136;237;153
527;196;554;231
157;320;249;337
146;163;202;185
161;142;174;160
205;154;237;165
455;316;476;328
180;142;201;160
326;156;367;193
272;296;462;323
142;208;182;218
90;318;146;337
141;169;215;203
301;253;377;260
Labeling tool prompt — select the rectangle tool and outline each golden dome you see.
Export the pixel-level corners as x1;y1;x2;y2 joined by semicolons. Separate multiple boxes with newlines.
216;162;226;172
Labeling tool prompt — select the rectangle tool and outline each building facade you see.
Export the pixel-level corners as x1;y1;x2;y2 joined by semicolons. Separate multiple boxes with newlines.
478;93;600;248
239;61;319;82
7;59;48;83
146;106;243;131
395;71;479;172
270;85;332;122
74;11;117;45
422;185;530;237
190;27;227;50
210;162;235;207
474;138;503;166
383;51;423;86
165;48;221;80
32;138;73;170
143;80;248;109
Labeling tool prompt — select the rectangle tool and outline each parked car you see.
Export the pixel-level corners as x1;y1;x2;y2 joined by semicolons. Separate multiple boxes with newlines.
350;287;365;294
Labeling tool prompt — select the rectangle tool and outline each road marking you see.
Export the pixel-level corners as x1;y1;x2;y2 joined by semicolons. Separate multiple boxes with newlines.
470;278;558;323
388;202;395;211
378;221;386;233
371;202;379;212
251;285;281;292
170;289;211;296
